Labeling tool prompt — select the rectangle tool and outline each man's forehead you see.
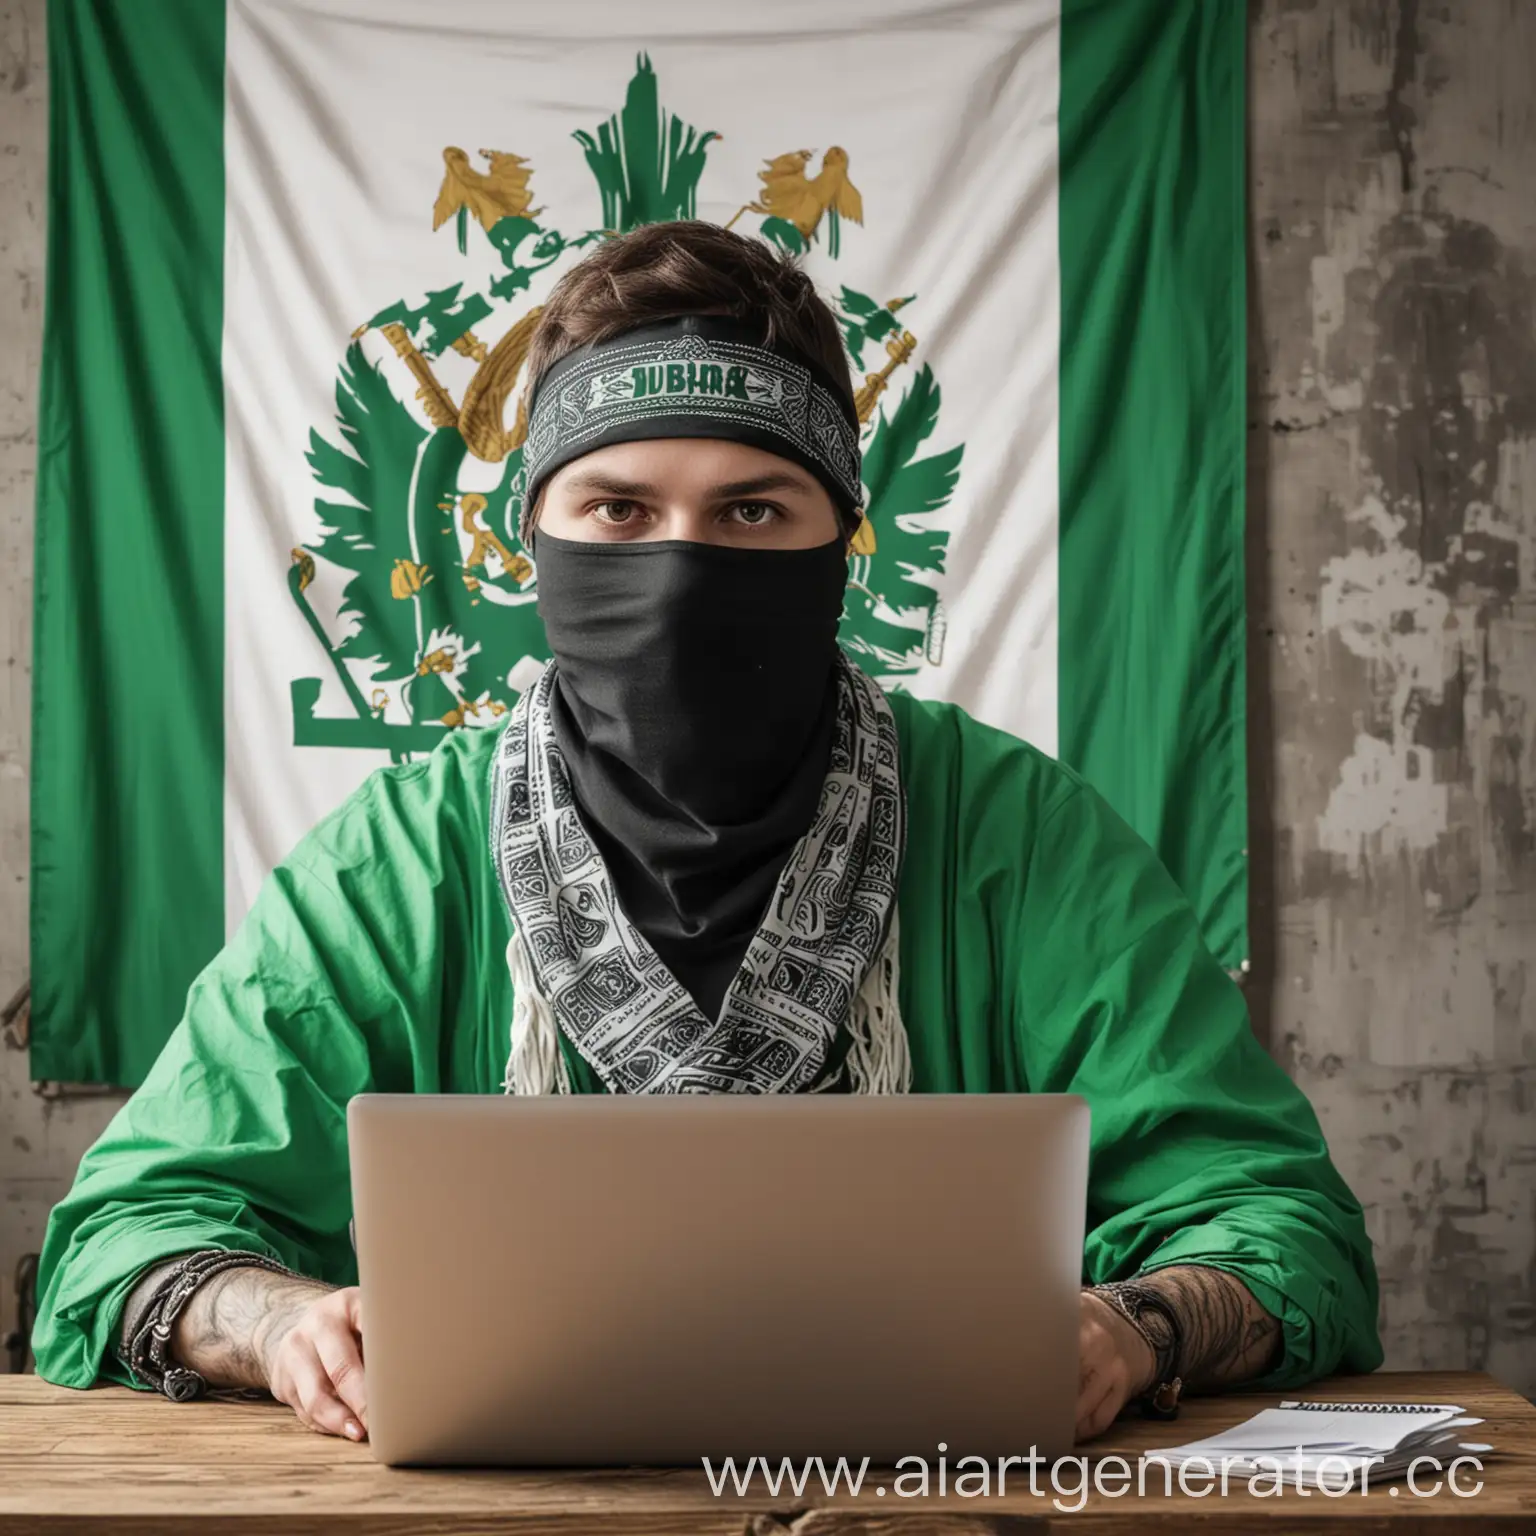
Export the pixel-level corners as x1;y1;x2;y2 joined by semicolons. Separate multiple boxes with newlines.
552;444;820;499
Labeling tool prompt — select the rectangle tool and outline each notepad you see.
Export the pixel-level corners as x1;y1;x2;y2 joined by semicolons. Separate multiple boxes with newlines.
1141;1401;1494;1490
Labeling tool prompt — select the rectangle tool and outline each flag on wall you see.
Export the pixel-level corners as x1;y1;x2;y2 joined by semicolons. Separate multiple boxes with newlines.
32;0;1246;1085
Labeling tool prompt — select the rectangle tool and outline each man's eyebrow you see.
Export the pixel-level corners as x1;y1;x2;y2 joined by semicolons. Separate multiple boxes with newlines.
559;471;664;498
558;470;815;498
706;472;817;498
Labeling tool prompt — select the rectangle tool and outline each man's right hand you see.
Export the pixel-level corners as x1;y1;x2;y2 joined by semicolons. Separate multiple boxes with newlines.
170;1267;369;1441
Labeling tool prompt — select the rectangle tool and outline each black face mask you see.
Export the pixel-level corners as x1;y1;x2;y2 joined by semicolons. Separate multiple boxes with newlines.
534;531;849;1021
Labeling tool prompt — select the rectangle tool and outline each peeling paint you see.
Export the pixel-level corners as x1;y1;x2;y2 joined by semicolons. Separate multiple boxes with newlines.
1318;731;1450;858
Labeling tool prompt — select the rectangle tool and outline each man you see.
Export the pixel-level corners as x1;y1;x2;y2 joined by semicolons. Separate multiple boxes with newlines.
33;220;1381;1445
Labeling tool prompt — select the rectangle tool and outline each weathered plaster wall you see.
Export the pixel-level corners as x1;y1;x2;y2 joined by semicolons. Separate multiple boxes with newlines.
1250;0;1535;1391
1;0;1532;1389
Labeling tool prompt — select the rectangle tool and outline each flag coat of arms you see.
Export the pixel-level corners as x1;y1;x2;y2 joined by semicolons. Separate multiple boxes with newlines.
33;0;1245;1084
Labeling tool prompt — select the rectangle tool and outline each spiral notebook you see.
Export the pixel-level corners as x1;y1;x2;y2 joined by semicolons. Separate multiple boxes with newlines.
1142;1401;1494;1489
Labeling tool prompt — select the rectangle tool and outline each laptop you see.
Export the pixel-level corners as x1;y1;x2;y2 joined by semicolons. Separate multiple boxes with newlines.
347;1092;1089;1467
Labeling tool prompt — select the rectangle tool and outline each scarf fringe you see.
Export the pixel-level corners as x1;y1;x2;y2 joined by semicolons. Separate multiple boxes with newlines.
840;910;911;1094
501;930;572;1095
503;915;910;1097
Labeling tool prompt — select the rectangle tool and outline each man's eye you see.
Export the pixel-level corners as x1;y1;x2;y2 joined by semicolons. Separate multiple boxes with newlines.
592;502;639;524
728;502;779;526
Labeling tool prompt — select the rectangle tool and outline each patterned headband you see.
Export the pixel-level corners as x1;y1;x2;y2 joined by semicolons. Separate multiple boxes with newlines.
518;314;863;544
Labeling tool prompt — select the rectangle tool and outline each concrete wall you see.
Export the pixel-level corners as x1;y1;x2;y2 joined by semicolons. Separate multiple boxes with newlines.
1;0;1532;1389
1249;0;1535;1392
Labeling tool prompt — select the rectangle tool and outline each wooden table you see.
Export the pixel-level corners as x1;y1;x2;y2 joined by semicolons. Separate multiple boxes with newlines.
2;1371;1533;1533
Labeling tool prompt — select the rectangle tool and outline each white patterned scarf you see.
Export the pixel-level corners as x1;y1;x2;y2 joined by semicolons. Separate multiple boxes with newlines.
489;655;910;1095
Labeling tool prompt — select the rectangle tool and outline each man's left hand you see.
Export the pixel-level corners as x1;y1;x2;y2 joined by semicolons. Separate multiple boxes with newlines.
1076;1290;1155;1442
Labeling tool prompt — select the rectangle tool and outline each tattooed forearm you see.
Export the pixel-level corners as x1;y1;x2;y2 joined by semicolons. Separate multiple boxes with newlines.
170;1267;334;1391
1139;1265;1283;1391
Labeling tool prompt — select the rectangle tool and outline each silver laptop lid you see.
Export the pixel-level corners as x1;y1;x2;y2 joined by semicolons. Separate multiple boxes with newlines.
349;1092;1089;1466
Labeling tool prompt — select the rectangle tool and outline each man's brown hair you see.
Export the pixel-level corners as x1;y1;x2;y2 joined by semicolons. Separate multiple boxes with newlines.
523;220;856;416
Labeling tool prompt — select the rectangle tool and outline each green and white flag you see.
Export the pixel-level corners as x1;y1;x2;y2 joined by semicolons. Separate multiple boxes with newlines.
32;0;1246;1085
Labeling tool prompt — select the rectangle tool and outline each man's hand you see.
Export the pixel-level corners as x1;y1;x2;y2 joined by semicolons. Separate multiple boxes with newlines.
1074;1266;1284;1442
261;1286;369;1441
1076;1290;1155;1442
170;1267;368;1441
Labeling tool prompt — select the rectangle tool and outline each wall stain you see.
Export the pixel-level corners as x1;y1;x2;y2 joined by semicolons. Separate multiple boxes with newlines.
0;4;29;97
1382;0;1419;193
1314;210;1535;871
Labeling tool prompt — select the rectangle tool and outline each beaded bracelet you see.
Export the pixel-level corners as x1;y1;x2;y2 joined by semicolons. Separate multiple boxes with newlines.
121;1249;308;1402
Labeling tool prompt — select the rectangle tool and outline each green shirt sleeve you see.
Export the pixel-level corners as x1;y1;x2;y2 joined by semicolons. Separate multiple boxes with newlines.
1016;781;1383;1388
31;755;462;1390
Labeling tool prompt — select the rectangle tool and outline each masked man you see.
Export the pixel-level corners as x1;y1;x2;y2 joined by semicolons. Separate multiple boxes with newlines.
33;221;1381;1443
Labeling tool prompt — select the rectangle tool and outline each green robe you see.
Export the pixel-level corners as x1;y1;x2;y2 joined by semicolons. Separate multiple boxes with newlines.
33;693;1382;1389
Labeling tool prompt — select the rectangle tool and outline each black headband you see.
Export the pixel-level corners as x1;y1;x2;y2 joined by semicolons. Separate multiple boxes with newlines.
518;314;863;543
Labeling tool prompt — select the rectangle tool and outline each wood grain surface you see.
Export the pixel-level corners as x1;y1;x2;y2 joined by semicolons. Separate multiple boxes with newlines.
1;1371;1532;1533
